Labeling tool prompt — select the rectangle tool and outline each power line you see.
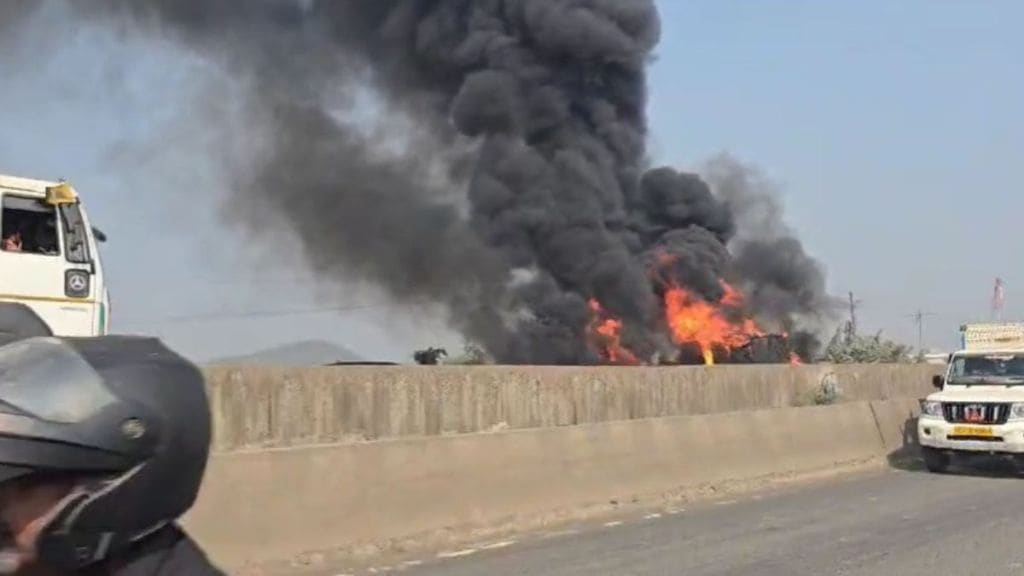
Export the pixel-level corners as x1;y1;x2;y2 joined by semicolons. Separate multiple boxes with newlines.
114;298;437;327
159;274;324;288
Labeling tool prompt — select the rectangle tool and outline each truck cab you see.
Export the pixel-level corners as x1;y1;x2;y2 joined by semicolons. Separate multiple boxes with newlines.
0;174;110;337
918;322;1024;472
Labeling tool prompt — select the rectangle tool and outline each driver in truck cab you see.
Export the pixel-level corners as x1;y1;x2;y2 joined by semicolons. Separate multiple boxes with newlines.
1;231;20;253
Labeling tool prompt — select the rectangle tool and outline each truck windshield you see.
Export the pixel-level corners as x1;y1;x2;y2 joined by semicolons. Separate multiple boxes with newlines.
948;354;1024;385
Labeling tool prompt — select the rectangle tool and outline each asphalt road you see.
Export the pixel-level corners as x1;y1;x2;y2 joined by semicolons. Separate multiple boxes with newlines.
402;463;1024;576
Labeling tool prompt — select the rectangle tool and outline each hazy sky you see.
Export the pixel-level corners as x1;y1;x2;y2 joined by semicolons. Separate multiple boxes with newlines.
1;1;1020;362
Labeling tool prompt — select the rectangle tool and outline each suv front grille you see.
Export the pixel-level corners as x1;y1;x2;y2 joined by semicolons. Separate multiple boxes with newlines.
942;402;1010;425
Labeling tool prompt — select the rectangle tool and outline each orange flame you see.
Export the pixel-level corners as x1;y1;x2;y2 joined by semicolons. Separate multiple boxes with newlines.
588;299;640;365
719;280;745;308
663;281;764;366
789;352;803;366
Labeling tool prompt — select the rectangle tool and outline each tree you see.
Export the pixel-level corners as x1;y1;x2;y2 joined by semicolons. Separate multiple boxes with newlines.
446;342;493;365
822;327;913;364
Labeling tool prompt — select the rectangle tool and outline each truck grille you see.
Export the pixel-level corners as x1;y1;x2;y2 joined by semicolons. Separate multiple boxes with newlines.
942;402;1010;425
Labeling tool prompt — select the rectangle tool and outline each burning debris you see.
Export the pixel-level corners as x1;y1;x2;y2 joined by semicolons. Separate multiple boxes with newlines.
588;262;813;365
663;281;763;365
587;299;641;365
67;1;834;366
675;335;802;366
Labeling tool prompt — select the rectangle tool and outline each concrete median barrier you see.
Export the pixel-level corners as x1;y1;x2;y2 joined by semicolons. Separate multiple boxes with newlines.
184;399;909;570
869;398;923;458
202;364;940;450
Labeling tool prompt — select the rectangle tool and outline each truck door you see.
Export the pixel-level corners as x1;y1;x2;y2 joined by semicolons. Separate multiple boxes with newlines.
0;192;97;336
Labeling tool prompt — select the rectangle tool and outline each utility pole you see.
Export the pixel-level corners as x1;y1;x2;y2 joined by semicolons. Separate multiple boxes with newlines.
908;309;937;352
846;291;863;343
992;278;1006;321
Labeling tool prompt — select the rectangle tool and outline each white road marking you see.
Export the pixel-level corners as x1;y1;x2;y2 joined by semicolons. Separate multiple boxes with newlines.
542;529;580;539
643;513;662;520
437;549;479;559
480;540;517;550
603;521;623;527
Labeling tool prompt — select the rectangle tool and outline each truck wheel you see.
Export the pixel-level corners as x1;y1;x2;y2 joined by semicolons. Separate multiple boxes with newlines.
921;447;950;473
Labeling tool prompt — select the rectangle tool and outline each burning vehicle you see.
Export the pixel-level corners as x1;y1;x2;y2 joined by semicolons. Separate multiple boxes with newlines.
589;277;807;366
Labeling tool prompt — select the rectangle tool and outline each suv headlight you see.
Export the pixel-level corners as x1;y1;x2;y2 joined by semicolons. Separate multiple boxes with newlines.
1009;403;1024;421
920;400;943;418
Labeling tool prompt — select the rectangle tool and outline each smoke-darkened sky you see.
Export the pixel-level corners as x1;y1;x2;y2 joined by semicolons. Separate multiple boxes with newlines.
1;1;1020;361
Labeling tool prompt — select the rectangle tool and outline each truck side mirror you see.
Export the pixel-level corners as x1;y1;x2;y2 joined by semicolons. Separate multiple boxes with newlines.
932;374;945;389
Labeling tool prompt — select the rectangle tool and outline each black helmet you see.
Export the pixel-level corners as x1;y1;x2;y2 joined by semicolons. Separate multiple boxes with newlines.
0;303;52;347
0;335;211;572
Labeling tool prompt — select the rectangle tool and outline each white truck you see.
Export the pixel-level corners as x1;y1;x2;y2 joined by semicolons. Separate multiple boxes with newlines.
919;322;1024;472
0;174;110;337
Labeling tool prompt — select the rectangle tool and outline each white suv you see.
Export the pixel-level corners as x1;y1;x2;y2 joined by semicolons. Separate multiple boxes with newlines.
918;323;1024;472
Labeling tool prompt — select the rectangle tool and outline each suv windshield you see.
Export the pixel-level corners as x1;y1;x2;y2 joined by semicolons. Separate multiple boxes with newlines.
948;354;1024;385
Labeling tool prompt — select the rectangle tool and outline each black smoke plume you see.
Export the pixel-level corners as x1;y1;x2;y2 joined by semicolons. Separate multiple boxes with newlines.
67;0;834;364
0;1;38;29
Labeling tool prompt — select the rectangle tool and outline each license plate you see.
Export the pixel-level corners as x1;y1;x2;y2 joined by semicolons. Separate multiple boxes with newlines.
952;426;994;438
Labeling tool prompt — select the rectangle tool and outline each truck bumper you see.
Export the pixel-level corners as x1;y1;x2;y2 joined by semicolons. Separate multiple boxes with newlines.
918;416;1024;454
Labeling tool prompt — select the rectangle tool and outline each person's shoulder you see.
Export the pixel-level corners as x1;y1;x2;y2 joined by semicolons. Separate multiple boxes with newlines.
160;528;227;575
111;524;228;576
